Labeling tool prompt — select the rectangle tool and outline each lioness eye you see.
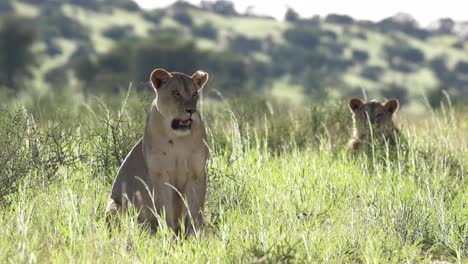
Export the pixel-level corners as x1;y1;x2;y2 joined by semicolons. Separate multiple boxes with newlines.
192;92;198;97
172;90;180;97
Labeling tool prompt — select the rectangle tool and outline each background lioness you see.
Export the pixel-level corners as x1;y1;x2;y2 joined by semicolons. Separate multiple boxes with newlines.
348;98;400;151
106;68;209;236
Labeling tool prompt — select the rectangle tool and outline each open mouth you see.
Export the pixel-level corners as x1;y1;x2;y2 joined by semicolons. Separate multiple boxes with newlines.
171;118;192;130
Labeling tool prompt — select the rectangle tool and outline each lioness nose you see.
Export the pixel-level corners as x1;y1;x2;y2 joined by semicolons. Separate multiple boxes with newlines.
185;108;196;114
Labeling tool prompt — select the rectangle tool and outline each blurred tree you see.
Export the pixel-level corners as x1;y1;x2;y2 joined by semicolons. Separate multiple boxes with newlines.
325;14;354;24
75;36;248;94
39;7;89;40
172;0;199;10
200;0;238;16
173;11;193;26
429;56;449;80
361;66;384;81
106;0;140;11
352;49;369;63
74;56;97;83
69;44;95;64
103;25;135;41
0;0;13;15
432;18;455;34
452;41;464;50
377;13;429;39
192;22;218;40
382;84;408;105
284;7;299;22
385;43;424;72
69;0;100;10
454;61;468;75
45;40;62;57
143;10;164;25
0;16;36;89
283;25;320;49
228;35;262;54
45;66;68;87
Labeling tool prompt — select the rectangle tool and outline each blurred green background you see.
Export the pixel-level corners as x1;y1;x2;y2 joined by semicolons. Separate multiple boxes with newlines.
1;0;467;111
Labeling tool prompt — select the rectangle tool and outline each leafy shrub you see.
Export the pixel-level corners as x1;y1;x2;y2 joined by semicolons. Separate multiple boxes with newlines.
69;44;95;64
45;66;68;86
284;8;299;22
28;120;87;180
89;98;144;178
200;0;238;16
360;66;384;81
69;0;100;11
40;11;89;40
192;22;218;40
0;106;88;204
284;26;320;49
382;84;408;105
74;56;98;85
385;43;424;72
385;45;424;64
429;56;449;79
45;40;62;57
0;109;30;203
173;11;193;26
376;13;429;39
352;49;369;63
325;14;354;24
454;61;468;75
229;35;263;54
0;0;13;15
103;25;135;41
112;0;140;11
354;31;367;40
452;41;464;50
75;36;248;94
433;18;455;34
0;16;36;89
321;30;338;41
143;10;164;24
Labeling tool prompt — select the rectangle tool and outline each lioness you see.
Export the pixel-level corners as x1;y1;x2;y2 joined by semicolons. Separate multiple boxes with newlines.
106;68;209;236
347;98;400;151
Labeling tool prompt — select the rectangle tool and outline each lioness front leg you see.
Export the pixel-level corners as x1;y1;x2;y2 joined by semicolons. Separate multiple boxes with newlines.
184;174;206;236
154;176;177;232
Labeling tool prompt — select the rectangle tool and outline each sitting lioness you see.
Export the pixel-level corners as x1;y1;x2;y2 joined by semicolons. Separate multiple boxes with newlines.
106;68;209;236
347;98;400;151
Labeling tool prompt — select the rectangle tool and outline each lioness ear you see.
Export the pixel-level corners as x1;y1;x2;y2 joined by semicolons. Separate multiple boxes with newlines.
383;99;399;114
192;70;209;91
150;68;172;91
348;98;364;113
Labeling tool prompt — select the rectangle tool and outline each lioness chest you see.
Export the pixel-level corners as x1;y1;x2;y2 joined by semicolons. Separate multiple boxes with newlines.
145;138;207;190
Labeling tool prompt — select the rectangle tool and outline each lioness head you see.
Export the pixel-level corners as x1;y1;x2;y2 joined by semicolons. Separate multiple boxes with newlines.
150;68;209;137
348;98;399;142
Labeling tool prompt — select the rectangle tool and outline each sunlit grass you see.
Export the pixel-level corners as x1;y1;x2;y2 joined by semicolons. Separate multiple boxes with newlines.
0;92;466;263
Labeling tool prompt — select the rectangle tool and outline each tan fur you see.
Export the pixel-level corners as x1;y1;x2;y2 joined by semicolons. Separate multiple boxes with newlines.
347;98;400;151
106;68;209;236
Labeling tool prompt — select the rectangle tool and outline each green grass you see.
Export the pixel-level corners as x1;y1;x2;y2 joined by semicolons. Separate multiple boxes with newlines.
0;91;466;263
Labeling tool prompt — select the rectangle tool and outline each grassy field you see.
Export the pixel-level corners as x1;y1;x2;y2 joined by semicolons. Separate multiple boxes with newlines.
0;91;466;263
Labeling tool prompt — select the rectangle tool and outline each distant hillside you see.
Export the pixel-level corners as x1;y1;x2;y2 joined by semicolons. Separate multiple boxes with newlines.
1;0;467;110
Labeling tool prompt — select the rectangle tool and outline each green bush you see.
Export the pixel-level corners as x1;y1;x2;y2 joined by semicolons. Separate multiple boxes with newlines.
192;22;218;40
0;109;30;203
103;25;135;41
